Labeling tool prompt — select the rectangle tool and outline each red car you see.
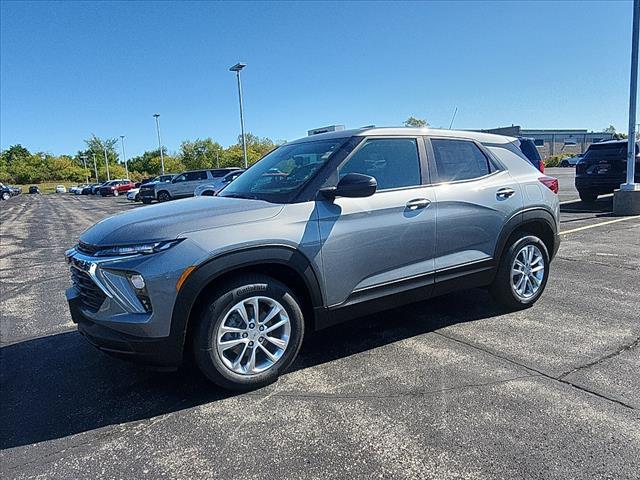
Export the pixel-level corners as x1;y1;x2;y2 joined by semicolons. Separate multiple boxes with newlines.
99;179;135;197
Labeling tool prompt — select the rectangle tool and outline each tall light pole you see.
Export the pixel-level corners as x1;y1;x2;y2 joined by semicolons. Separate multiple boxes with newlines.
120;135;129;179
80;155;89;184
622;0;639;191
229;62;248;169
103;145;111;181
153;114;165;175
92;153;99;182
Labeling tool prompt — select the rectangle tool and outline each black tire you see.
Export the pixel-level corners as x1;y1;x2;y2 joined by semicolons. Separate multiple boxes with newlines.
192;274;305;391
141;198;152;204
157;191;171;202
560;160;569;167
490;233;550;311
578;190;598;202
134;194;140;202
1;192;10;201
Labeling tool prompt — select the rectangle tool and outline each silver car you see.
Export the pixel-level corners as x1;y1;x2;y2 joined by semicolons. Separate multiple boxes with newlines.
154;168;240;202
194;169;245;196
65;127;560;390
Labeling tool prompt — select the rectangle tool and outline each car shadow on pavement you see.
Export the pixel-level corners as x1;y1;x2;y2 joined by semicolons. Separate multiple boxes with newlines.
560;196;614;216
0;289;502;450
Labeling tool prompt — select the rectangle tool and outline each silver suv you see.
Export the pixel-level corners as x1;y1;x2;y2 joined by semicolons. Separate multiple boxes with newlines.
65;127;560;390
153;168;240;202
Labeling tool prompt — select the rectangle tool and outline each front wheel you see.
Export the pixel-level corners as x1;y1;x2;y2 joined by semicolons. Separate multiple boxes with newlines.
560;160;569;167
157;191;171;202
192;275;305;391
1;192;10;200
490;234;550;310
578;190;598;202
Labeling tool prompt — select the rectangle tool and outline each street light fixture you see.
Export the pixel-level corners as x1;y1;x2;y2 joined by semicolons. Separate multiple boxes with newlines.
80;154;89;184
120;135;129;179
229;62;248;169
153;114;165;175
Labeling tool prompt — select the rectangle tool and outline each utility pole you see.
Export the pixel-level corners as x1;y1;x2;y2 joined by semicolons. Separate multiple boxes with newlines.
120;135;129;179
80;155;89;184
103;145;111;181
229;62;248;169
92;153;99;182
153;114;165;175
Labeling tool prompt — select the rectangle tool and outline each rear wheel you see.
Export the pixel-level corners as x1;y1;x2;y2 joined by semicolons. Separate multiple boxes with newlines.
578;190;598;202
490;233;550;310
157;191;171;202
192;275;305;391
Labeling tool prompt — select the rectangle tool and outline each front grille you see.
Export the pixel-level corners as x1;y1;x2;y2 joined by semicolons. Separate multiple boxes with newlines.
71;266;106;312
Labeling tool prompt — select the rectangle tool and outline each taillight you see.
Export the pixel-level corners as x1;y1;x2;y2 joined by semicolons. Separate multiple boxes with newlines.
539;176;558;194
539;160;545;173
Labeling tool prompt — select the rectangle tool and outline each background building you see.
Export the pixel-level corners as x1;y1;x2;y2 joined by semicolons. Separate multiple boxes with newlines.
476;126;615;159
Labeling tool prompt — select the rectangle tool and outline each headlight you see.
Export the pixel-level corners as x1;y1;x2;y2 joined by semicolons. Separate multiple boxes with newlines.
93;239;183;257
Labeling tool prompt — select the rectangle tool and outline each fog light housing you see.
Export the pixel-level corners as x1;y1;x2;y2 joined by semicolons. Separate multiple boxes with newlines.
130;274;145;290
128;273;152;312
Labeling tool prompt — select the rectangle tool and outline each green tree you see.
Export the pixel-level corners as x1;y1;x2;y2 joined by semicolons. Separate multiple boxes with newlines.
403;116;429;128
603;125;617;134
180;138;223;170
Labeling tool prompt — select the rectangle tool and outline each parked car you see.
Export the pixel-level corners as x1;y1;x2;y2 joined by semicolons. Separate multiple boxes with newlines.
127;187;141;202
65;127;560;391
28;185;40;194
0;183;14;200
99;179;135;197
55;185;67;193
560;154;582;167
74;185;88;195
138;174;177;204
575;140;640;202
146;169;240;203
91;182;108;195
194;169;245;196
81;184;98;195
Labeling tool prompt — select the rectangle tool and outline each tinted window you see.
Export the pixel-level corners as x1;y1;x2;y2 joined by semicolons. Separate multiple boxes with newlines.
185;171;207;181
339;138;421;190
210;169;231;177
431;139;491;182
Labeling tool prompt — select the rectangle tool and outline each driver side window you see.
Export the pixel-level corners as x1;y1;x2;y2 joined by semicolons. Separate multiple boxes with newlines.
339;138;422;190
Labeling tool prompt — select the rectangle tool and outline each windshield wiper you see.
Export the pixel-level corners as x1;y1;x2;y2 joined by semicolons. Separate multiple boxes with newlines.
222;193;260;200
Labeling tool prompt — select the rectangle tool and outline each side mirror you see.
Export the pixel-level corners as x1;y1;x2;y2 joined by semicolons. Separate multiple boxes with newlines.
321;173;377;199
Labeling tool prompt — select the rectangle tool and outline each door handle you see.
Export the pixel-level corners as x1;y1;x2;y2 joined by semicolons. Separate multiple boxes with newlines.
405;198;431;210
496;188;515;200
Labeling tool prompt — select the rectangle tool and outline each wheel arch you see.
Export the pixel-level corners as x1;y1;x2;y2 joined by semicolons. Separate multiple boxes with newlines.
494;208;559;263
170;245;324;360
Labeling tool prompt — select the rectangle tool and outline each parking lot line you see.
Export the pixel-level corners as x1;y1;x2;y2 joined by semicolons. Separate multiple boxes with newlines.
559;194;613;205
560;215;640;235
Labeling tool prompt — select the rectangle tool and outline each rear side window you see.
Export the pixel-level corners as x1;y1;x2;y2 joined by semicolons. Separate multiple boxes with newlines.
431;139;491;182
184;171;207;181
209;169;229;178
339;138;421;190
583;143;636;160
518;138;542;164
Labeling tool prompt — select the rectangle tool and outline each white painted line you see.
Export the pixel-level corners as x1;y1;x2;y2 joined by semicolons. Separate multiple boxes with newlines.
560;215;640;235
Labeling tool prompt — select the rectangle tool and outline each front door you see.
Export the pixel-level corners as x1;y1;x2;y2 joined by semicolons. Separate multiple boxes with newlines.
317;137;436;307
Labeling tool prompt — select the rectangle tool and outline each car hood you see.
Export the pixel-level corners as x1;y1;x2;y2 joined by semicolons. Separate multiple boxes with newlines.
80;196;284;246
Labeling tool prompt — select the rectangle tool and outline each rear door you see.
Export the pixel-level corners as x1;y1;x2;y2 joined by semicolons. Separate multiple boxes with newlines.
317;137;437;307
426;137;522;271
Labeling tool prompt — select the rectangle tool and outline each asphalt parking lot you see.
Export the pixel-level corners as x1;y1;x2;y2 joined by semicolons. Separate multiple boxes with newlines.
1;168;639;479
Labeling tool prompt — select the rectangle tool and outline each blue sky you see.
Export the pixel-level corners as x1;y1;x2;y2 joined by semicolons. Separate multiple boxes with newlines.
0;0;635;157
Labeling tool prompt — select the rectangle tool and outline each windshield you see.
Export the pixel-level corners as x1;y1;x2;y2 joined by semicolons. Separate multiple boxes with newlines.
219;139;345;202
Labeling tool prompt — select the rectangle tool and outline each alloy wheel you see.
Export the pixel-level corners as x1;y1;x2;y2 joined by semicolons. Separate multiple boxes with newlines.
511;244;545;300
215;296;291;375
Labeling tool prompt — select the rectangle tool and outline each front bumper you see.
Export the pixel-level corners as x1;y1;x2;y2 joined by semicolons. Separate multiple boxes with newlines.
67;287;182;368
